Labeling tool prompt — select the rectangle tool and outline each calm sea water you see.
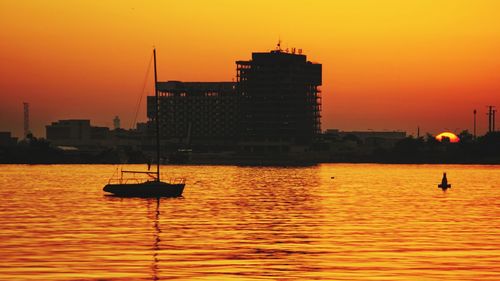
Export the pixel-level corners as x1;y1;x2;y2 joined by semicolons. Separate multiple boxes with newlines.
0;164;498;280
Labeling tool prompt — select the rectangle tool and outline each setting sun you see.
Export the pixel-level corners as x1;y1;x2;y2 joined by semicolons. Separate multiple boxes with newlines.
435;132;460;143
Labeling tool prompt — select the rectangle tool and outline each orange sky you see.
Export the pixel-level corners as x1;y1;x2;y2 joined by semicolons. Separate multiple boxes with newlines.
1;0;499;138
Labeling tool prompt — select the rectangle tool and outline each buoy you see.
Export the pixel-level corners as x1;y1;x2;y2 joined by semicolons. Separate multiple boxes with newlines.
438;172;451;190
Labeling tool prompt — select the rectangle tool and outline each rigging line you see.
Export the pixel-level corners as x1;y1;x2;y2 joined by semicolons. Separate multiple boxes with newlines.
116;53;154;172
130;52;154;129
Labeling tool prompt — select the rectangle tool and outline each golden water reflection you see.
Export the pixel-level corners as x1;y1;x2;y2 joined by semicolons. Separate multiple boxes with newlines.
0;164;498;280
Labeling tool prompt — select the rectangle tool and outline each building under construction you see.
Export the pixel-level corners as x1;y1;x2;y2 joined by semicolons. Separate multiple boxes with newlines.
237;49;322;151
147;48;322;151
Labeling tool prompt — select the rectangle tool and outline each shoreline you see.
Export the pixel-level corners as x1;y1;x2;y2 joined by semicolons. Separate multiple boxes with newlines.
1;159;498;165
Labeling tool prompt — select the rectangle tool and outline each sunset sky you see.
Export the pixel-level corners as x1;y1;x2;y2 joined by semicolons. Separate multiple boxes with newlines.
1;0;499;138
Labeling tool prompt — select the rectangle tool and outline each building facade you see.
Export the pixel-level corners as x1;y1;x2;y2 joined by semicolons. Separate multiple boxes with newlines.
237;50;322;151
147;81;238;145
46;119;110;147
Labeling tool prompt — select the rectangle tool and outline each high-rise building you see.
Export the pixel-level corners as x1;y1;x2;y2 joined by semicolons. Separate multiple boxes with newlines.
236;50;322;148
147;49;323;151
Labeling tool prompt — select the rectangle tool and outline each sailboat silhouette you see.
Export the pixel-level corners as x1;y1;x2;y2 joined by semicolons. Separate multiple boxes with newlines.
103;49;185;197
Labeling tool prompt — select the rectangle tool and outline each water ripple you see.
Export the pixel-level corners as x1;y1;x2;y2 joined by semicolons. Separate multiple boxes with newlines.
0;164;498;280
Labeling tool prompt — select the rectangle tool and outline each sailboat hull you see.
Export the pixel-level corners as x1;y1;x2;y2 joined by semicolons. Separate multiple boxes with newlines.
103;181;185;197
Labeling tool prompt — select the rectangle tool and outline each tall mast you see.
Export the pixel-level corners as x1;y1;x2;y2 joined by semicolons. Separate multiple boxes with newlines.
153;48;160;181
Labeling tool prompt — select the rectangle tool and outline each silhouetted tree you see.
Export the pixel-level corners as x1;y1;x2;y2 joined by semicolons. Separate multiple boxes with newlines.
393;136;424;161
477;132;500;160
425;133;442;152
458;130;474;143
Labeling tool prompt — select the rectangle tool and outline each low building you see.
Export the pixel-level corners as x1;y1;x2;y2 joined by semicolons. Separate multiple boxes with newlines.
325;129;406;147
0;132;18;146
46;119;110;148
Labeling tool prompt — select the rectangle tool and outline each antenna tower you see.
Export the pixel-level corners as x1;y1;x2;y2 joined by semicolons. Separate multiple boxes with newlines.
23;102;30;138
487;105;496;133
473;109;477;139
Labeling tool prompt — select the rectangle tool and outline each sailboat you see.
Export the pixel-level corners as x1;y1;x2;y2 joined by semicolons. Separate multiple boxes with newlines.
103;49;186;197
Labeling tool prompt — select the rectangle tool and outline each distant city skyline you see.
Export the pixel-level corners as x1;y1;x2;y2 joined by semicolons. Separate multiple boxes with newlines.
1;1;499;138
